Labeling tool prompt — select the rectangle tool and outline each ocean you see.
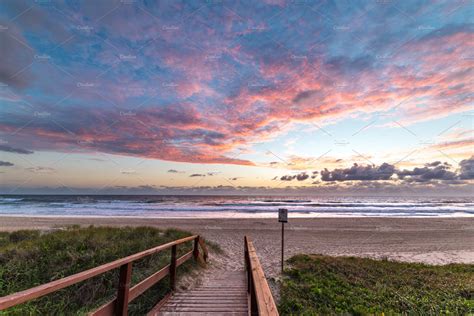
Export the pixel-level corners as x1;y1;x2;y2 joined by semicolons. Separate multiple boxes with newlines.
0;195;472;218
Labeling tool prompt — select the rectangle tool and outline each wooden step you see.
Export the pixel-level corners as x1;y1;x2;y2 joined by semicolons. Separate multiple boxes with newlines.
156;270;248;315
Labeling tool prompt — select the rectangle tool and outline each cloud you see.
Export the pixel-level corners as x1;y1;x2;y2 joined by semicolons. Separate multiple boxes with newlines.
318;159;473;183
0;21;34;88
189;173;205;177
426;161;442;167
432;139;474;151
397;162;456;182
120;169;136;175
87;158;106;162
280;172;309;181
459;156;474;180
0;144;33;154
321;163;396;182
25;166;56;174
264;155;349;170
2;180;472;196
0;104;256;165
296;173;309;181
168;169;185;173
0;161;14;166
0;2;471;169
280;175;295;181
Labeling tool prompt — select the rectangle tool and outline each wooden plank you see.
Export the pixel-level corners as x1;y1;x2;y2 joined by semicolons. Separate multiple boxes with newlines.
91;249;194;315
171;291;246;294
0;235;198;310
90;301;114;316
146;292;172;316
131;266;168;302
160;307;249;312
115;263;132;316
245;236;279;316
182;289;245;292
169;245;177;291
160;313;247;316
176;250;193;266
91;266;170;315
198;237;208;262
159;270;249;314
167;295;248;298
165;302;248;306
167;298;247;302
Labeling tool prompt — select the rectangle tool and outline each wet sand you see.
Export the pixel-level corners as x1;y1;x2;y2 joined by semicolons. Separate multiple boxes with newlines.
1;216;473;280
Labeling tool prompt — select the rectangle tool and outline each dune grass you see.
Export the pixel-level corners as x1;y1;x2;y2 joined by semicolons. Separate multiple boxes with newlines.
0;226;200;315
279;254;474;315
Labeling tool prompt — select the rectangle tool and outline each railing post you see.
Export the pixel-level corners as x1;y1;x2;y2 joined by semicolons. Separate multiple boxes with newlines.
193;236;200;261
170;245;177;291
115;262;132;316
244;236;250;293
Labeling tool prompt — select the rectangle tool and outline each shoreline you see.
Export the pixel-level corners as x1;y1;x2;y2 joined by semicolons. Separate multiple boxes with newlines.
0;213;473;219
1;217;473;274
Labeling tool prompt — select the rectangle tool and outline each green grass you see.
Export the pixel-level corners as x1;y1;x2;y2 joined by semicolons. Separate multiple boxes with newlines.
279;254;474;315
0;226;200;315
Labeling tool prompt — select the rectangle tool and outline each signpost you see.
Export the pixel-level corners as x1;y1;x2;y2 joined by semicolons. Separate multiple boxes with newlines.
278;208;288;273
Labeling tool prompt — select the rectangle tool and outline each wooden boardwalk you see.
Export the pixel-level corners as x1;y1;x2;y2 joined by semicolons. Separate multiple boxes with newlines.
0;235;278;315
155;270;248;315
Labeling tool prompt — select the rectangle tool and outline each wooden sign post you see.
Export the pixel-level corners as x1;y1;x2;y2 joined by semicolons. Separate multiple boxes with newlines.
278;208;288;273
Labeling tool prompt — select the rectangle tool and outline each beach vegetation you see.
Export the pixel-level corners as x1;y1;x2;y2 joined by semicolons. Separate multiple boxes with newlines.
279;254;474;315
0;226;200;315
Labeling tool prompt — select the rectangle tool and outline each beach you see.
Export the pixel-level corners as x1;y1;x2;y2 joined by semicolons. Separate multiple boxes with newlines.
1;216;473;280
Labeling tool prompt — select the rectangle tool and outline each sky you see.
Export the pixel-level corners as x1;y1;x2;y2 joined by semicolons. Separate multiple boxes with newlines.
0;0;472;195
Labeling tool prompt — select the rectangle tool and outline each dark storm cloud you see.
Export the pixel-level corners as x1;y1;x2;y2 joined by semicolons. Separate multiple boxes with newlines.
426;161;442;167
280;175;295;181
321;163;396;181
317;159;473;183
296;173;309;181
397;162;456;182
280;172;309;181
459;156;474;180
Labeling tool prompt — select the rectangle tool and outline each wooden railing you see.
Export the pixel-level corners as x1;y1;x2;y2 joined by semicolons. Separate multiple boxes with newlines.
244;236;279;316
0;235;208;315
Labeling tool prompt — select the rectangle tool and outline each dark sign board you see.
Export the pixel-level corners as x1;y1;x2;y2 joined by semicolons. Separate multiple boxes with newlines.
278;208;288;223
